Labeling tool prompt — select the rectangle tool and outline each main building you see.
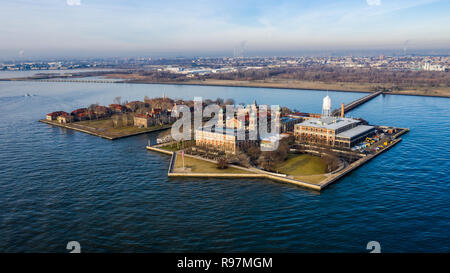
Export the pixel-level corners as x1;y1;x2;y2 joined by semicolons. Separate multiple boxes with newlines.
294;96;375;148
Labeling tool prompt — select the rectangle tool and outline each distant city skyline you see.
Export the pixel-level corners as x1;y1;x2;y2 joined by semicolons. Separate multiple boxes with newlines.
0;0;449;59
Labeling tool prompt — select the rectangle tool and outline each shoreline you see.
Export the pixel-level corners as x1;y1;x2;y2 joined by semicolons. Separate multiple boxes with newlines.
146;127;409;191
128;80;450;98
1;77;449;98
39;119;171;140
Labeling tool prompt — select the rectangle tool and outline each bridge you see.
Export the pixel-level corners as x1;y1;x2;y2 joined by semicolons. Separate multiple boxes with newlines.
35;79;121;83
0;78;121;83
332;90;383;116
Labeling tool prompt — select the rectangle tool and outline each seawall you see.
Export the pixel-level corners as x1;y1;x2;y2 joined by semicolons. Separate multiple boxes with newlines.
40;119;171;140
146;128;410;191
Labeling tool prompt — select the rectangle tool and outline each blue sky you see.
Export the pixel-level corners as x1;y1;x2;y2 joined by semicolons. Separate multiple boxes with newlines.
0;0;449;58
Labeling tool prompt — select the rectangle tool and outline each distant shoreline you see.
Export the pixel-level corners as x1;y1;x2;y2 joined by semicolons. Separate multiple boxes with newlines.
2;77;449;98
126;80;450;99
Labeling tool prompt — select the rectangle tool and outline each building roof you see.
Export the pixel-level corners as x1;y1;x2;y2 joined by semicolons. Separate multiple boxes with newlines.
71;108;87;115
288;113;308;118
109;104;127;110
281;117;298;123
47;111;69;117
296;117;360;130
261;133;290;143
135;113;154;119
196;125;240;136
336;125;375;139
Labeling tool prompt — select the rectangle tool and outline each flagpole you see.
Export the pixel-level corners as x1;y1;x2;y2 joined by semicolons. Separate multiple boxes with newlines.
182;150;185;170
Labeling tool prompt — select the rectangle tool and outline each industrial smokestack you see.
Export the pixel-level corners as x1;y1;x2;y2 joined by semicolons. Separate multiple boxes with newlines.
341;103;345;118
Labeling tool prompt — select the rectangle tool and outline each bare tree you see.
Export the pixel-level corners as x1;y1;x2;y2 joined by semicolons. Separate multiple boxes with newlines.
113;96;121;105
122;114;128;126
217;157;228;169
224;98;235;105
112;114;121;128
247;146;261;164
322;148;340;172
215;97;224;105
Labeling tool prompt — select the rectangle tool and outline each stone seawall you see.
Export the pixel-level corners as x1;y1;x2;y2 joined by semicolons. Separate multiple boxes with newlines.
146;128;408;191
40;119;171;140
40;119;115;140
167;171;322;190
146;145;174;155
319;137;403;189
168;173;265;178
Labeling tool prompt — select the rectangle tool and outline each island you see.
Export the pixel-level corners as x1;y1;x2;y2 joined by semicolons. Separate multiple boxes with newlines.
145;94;409;191
41;92;409;190
40;96;189;140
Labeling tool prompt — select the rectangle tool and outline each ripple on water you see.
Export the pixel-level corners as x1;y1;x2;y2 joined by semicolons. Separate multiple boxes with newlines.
0;82;449;252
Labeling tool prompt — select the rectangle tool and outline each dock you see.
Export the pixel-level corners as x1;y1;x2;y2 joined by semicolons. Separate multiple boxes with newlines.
332;90;383;116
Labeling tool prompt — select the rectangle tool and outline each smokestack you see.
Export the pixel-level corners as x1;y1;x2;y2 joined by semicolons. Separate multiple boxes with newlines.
341;103;345;118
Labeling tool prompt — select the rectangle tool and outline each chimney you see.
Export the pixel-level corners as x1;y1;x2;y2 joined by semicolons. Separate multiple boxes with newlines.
341;103;345;118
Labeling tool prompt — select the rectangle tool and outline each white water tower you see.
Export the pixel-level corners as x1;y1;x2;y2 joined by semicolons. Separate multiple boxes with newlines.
322;95;332;117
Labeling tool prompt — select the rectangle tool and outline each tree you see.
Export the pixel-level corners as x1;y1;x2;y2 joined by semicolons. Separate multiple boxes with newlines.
281;106;292;115
112;114;121;128
256;138;290;172
113;96;121;105
322;148;340;172
215;97;224;105
122;114;129;126
217;157;228;169
257;152;278;171
236;152;251;167
87;103;98;120
227;151;251;168
247;146;261;164
224;98;235;105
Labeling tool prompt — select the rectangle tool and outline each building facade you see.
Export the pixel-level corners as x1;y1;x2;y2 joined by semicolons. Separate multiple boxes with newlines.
195;127;258;154
294;96;375;148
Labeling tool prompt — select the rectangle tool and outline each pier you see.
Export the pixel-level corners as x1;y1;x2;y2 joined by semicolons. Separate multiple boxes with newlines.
36;79;120;83
0;78;120;84
332;90;383;116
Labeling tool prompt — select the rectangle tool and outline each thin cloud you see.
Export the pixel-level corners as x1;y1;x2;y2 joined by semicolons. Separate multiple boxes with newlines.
366;0;381;6
67;0;81;6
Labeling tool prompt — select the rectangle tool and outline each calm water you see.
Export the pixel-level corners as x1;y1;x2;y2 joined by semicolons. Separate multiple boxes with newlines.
0;69;111;79
0;80;449;252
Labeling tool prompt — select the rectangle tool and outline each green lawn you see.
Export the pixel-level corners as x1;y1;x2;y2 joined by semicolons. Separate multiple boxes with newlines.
159;141;195;152
293;174;327;184
275;154;327;176
73;119;170;137
174;155;253;174
159;143;181;152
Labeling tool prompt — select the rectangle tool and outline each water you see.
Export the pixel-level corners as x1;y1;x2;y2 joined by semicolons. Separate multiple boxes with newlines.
0;69;111;79
0;80;448;252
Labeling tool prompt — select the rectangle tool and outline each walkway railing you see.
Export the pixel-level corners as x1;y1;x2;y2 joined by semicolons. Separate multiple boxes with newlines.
332;90;383;116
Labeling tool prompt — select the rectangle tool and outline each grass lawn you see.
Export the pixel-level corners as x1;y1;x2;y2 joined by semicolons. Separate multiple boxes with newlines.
159;143;180;152
174;155;253;174
73;119;170;137
276;154;327;176
159;141;195;152
293;175;327;185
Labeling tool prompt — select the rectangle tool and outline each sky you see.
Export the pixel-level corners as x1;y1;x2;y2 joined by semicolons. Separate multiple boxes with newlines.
0;0;449;59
